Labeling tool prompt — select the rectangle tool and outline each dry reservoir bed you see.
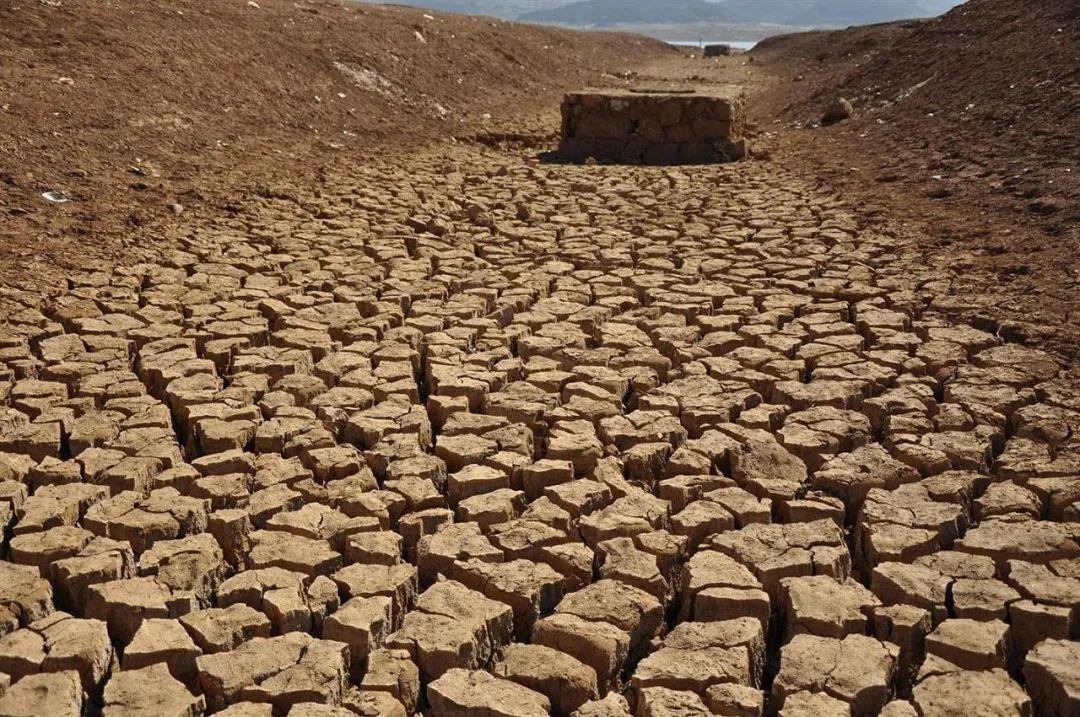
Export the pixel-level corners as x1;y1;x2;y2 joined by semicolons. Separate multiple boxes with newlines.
0;143;1076;717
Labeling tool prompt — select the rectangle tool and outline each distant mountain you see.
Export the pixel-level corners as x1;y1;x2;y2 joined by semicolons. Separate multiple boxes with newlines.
361;0;966;36
521;0;964;26
521;0;727;24
730;0;962;25
366;0;568;19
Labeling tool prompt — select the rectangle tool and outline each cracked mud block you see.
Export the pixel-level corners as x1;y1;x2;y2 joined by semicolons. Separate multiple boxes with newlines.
0;422;62;463
137;532;224;607
702;683;764;716
545;478;613;520
447;463;510;505
778;691;851;717
778;406;870;472
1008;555;1078;608
870;550;1000;624
488;517;574;561
772;634;899;716
572;693;633;717
123;617;202;682
631;618;764;699
385;580;512;682
521;459;575;500
0;562;54;636
912;669;1030;716
492;643;599;716
428;667;550;716
708;520;850;598
679;549;770;631
218;568;339;635
780;575;879;641
248;530;343;577
671;498;735;549
923;618;1011;671
180;604;272;654
854;474;973;570
417;521;503;585
85;576;196;644
533;612;631;695
82;488;209;554
451;558;564;639
1023;639;1080;717
553;579;664;659
729;434;808;503
0;612;112;694
7;526;93;576
14;483;108;535
631;687;710;716
957;520;1080;573
322;596;392;673
51;536;135;611
264;502;381;550
975;481;1044;522
868;600;928;691
331;563;416;624
196;632;349;712
950;577;1021;621
578;491;668;549
357;648;420;713
1009;601;1075;659
457;487;526;531
102;663;205;717
879;702;919;717
0;670;83;717
598;536;670;601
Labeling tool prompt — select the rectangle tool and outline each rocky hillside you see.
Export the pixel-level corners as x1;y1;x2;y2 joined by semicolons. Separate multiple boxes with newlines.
0;0;667;295
754;0;1079;233
747;0;1079;357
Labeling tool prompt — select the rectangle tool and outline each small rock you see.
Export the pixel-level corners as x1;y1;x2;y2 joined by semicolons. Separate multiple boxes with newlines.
822;98;854;125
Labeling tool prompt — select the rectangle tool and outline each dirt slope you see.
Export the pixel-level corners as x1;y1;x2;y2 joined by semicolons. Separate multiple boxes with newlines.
747;0;1080;360
0;0;669;300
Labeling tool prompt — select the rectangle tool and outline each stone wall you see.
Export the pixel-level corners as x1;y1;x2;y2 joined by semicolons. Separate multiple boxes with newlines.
704;44;732;57
559;88;746;165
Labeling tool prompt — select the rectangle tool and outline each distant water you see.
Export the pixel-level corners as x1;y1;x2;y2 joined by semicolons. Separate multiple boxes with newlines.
664;40;757;51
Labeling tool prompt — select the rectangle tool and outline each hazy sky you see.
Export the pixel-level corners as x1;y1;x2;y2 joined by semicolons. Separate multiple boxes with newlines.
370;0;967;24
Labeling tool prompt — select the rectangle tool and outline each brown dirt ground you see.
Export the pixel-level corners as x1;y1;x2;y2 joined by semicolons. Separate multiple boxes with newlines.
2;0;1076;365
744;0;1080;363
0;0;671;305
638;0;1078;363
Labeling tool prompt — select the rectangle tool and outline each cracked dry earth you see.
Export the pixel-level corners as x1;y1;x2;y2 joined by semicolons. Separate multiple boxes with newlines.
0;143;1077;717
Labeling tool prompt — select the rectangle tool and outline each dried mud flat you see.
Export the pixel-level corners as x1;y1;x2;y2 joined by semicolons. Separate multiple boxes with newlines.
0;135;1077;717
745;0;1080;364
1;0;1079;714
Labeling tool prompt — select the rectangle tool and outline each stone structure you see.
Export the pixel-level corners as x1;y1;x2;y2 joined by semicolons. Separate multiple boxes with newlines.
704;44;732;57
559;87;746;165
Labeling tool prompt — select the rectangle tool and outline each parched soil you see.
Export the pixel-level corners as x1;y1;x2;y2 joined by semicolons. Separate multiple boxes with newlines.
744;0;1080;363
0;0;668;307
0;1;1077;716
